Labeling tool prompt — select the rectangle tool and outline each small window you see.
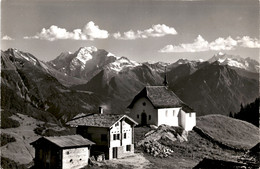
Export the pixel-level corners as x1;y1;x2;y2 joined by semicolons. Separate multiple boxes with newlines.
149;115;151;120
142;102;146;106
115;122;119;127
173;110;175;116
165;110;168;117
117;134;120;140
124;133;127;139
113;134;117;140
101;134;107;141
137;115;139;119
126;145;131;151
189;113;192;117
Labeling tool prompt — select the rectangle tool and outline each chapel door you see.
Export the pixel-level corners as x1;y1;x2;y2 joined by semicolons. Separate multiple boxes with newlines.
141;112;147;126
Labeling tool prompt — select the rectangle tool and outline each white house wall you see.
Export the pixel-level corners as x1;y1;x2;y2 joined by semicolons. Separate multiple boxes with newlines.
179;110;196;131
157;108;181;126
129;97;158;125
109;120;134;160
122;121;132;146
62;147;89;169
110;122;121;148
110;120;133;148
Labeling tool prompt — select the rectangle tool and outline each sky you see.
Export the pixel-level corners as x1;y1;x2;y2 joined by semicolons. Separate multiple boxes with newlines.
1;0;259;63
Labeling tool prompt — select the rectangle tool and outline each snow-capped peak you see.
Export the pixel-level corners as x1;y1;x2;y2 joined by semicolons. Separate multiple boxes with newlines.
75;46;98;64
217;52;225;56
109;56;140;72
208;53;259;73
197;59;205;62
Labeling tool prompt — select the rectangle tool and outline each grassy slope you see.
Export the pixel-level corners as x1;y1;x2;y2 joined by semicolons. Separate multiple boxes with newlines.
0;113;73;166
196;115;259;149
133;115;259;169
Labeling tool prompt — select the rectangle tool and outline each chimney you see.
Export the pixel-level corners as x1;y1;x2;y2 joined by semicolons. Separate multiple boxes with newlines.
99;107;103;114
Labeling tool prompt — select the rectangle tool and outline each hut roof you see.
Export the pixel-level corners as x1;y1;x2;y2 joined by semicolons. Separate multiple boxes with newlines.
66;114;137;128
30;135;95;149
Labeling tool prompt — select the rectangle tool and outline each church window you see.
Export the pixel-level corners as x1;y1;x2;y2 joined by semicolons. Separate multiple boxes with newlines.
137;115;139;119
149;115;151;120
143;102;146;106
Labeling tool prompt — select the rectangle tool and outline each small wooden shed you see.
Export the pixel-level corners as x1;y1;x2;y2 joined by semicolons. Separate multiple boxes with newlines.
30;135;95;169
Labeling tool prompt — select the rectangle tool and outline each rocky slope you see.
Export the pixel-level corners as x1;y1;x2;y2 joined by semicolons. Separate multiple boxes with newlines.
2;47;259;117
170;62;258;116
1;49;106;122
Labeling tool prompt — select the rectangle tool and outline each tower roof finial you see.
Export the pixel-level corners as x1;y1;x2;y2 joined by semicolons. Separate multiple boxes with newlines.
163;66;168;87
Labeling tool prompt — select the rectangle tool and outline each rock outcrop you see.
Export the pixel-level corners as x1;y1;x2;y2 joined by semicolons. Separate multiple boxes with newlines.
137;125;188;157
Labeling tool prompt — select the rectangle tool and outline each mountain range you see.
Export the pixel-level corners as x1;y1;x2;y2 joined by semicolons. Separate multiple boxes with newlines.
1;47;259;123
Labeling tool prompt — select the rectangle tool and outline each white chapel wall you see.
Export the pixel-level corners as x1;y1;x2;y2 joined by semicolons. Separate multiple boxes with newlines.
157;108;181;126
179;110;196;131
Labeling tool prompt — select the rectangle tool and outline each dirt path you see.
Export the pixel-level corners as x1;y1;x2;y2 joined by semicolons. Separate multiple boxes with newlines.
102;153;151;169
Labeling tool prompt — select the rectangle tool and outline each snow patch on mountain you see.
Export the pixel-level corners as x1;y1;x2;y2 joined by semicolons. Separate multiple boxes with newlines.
208;53;259;73
222;58;247;70
107;52;115;57
75;46;97;64
109;57;140;72
10;48;37;65
197;59;205;62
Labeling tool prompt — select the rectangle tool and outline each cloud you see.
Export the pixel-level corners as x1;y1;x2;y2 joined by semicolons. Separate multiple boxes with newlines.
237;36;260;48
2;35;14;40
24;21;109;41
159;35;209;53
82;21;109;39
113;24;177;40
209;36;237;51
159;35;259;53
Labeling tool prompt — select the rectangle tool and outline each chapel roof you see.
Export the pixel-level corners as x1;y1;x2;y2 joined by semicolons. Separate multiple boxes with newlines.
127;86;194;112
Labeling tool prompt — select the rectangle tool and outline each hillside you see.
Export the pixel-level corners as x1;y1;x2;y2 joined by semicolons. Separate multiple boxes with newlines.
171;63;259;116
196;115;259;150
2;47;258;118
132;115;259;169
1;49;106;123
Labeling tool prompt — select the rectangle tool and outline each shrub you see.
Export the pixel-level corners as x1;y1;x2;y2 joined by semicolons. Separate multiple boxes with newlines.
1;133;16;146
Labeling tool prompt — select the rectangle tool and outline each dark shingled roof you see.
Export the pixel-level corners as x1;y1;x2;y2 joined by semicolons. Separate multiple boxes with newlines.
31;135;95;148
128;86;194;112
66;114;138;128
